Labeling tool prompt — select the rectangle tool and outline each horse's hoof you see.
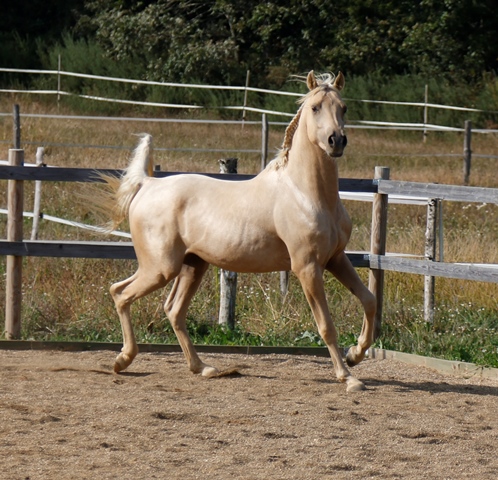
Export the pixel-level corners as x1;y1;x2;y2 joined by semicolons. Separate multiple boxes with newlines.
345;347;364;367
114;353;133;373
201;365;220;378
346;377;366;393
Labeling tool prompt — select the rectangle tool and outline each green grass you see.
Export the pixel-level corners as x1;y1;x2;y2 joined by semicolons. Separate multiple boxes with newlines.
379;302;498;368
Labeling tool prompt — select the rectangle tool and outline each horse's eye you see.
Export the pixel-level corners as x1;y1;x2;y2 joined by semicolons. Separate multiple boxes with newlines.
311;105;319;113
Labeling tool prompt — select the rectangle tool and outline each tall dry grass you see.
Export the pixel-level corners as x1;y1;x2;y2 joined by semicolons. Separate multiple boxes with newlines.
0;96;497;365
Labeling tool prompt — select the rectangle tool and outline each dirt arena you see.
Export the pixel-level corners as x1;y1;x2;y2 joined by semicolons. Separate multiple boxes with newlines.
1;349;497;479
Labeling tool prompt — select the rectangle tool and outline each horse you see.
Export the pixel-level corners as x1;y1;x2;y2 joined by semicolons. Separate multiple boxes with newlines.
101;71;376;392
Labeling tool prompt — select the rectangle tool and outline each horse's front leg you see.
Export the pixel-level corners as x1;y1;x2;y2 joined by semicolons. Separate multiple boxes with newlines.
326;252;377;368
294;262;365;392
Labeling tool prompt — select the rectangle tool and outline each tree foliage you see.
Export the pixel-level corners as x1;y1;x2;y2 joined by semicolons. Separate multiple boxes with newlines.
77;0;498;86
1;0;497;87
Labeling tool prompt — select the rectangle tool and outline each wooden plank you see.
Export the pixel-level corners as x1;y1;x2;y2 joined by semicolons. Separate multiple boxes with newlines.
0;166;253;183
0;340;332;357
0;165;377;192
0;240;136;259
369;347;498;380
377;179;498;204
0;166;121;182
340;178;378;193
0;240;370;267
369;254;498;283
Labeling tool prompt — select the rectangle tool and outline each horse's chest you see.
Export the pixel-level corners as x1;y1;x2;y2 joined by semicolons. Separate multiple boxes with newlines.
316;211;351;249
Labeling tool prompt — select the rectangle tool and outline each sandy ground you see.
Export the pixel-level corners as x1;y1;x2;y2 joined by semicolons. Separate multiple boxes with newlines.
1;349;497;480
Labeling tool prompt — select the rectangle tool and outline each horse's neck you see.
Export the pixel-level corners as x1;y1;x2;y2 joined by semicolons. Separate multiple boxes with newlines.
286;131;340;206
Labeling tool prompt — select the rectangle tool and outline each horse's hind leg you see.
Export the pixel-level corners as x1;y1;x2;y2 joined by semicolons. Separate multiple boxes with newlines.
164;255;217;377
326;252;377;368
111;269;167;372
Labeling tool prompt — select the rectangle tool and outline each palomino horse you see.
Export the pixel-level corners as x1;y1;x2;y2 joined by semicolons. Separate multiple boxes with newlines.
103;71;376;392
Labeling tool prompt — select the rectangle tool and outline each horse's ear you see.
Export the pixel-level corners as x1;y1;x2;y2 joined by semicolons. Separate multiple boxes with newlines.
333;71;345;91
307;70;318;91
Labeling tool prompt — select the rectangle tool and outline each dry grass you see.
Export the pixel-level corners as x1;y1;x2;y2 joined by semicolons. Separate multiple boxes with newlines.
0;96;497;364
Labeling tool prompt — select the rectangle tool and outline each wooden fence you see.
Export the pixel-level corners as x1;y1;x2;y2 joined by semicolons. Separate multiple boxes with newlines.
2;156;498;340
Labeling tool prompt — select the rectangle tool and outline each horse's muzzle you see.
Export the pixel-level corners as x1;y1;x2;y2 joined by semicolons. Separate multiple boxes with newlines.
328;132;347;156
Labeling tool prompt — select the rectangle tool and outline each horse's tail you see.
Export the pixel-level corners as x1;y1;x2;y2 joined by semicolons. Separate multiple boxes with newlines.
99;134;154;232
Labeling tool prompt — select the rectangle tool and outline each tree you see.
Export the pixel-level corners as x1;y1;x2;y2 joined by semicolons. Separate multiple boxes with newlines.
0;0;85;68
79;1;242;84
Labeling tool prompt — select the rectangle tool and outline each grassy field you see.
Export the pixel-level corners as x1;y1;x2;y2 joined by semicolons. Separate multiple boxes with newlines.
1;96;497;367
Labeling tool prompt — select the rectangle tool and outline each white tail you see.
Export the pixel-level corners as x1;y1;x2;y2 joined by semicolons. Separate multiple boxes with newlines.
100;134;153;231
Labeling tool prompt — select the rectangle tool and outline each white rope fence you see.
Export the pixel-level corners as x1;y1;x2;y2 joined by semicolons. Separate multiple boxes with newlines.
2;67;498;129
0;208;131;238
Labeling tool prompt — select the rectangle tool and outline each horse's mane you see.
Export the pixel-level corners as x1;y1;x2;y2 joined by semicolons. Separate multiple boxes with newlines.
268;73;338;170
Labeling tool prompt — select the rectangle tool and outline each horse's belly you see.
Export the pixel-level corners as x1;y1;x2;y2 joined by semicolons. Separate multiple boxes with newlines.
188;231;291;273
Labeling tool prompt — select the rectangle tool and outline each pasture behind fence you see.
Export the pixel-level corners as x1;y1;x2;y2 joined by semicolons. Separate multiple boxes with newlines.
0;104;494;185
2;147;498;340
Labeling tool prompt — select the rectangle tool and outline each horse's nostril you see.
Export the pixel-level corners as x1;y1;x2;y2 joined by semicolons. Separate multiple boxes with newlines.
329;133;347;149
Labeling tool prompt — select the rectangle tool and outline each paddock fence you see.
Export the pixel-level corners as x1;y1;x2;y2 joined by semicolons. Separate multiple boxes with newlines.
2;151;498;340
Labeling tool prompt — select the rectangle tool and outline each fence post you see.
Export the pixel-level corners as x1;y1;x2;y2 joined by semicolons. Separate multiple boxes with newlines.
424;198;438;323
423;84;428;143
5;149;25;339
31;147;45;240
438;200;444;262
280;271;290;298
57;54;62;106
463;120;472;185
218;158;238;329
242;70;250;126
13;104;21;148
369;166;390;339
261;113;268;171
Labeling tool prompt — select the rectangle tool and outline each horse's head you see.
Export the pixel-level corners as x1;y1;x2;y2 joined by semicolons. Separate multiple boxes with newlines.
303;70;347;158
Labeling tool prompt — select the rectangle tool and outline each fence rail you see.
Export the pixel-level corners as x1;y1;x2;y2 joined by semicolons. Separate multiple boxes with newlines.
369;254;498;284
0;164;378;191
